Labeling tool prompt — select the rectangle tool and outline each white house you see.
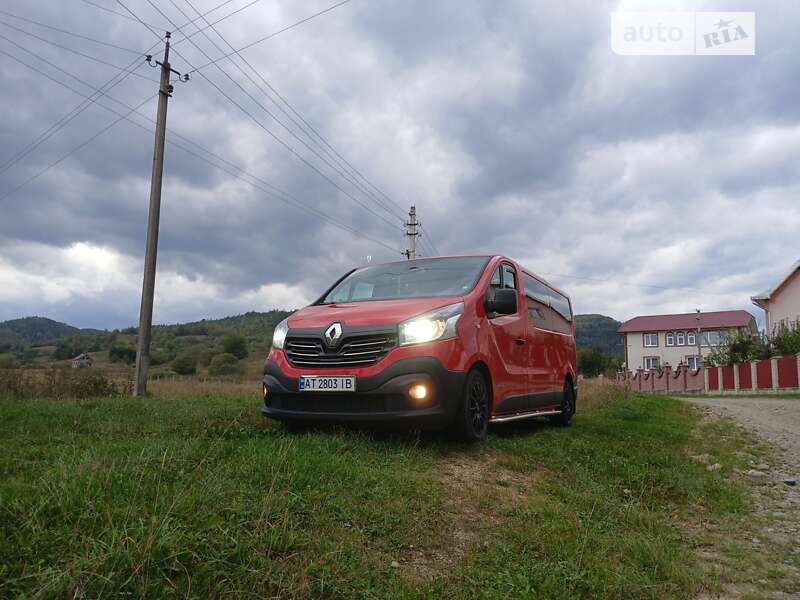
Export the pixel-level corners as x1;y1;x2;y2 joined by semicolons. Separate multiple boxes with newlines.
752;260;800;334
618;310;757;371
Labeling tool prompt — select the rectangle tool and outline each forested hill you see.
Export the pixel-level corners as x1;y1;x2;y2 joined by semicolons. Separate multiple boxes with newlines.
2;311;623;367
573;314;623;357
0;316;91;349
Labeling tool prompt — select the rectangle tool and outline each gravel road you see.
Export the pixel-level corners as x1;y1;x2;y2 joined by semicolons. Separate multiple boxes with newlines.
687;397;800;598
689;397;800;464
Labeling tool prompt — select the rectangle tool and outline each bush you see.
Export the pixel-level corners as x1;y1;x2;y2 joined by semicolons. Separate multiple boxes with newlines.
0;353;18;369
172;352;197;376
109;345;137;365
208;353;241;376
578;347;607;377
708;322;800;366
52;338;85;360
577;347;622;378
0;369;126;399
771;320;800;356
149;349;172;366
221;334;248;360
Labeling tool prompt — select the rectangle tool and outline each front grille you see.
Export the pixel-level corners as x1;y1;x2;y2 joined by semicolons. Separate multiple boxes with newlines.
284;332;397;368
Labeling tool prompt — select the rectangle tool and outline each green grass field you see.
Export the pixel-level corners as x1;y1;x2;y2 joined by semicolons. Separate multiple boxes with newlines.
0;386;758;599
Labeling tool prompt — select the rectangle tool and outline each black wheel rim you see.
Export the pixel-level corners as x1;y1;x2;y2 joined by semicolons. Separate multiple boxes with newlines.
469;376;488;435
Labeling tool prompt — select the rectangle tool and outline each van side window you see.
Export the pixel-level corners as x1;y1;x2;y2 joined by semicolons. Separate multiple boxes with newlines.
549;290;572;322
501;264;517;291
522;273;572;332
522;273;549;327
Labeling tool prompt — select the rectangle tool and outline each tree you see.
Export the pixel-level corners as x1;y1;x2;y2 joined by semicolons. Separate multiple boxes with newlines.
209;353;241;376
52;338;84;360
221;333;248;360
577;347;608;378
172;351;197;375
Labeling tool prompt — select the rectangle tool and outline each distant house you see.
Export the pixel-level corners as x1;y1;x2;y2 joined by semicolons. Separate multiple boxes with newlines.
618;310;757;371
751;260;800;333
70;353;93;369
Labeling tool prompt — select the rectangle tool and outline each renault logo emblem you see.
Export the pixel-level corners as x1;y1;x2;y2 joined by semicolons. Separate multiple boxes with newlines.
324;322;343;347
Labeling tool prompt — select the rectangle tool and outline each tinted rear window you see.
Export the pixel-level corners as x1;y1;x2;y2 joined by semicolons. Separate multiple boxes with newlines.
523;272;572;322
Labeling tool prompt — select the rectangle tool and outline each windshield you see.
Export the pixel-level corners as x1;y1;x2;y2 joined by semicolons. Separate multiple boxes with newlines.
321;257;489;303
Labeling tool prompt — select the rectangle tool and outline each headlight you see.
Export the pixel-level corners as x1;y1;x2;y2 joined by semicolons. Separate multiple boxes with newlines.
272;317;289;350
399;302;463;346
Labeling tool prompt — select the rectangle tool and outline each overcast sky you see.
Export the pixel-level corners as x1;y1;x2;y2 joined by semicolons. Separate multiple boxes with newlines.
0;0;797;329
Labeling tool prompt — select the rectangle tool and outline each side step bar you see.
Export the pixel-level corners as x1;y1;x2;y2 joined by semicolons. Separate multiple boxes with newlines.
490;409;561;424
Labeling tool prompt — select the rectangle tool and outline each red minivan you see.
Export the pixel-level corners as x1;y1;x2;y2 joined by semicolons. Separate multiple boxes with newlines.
262;256;577;441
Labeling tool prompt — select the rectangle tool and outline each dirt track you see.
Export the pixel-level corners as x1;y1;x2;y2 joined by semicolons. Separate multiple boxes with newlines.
687;397;800;598
688;398;800;473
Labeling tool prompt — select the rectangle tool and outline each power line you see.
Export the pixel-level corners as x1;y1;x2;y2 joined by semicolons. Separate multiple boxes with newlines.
78;0;261;53
72;0;421;237
171;0;261;48
0;0;254;181
0;92;155;203
0;20;157;82
174;0;404;224
187;0;353;73
181;0;406;221
122;0;402;234
0;41;144;176
0;8;143;55
418;223;440;255
79;0;174;32
182;0;418;231
0;36;399;254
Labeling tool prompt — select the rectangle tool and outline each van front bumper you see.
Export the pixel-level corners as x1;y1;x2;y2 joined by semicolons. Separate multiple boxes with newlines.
261;357;465;427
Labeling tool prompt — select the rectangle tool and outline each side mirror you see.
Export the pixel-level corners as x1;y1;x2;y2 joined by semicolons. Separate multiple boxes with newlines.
485;288;517;315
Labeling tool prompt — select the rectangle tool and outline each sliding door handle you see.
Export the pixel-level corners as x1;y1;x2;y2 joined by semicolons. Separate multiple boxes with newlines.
514;338;526;346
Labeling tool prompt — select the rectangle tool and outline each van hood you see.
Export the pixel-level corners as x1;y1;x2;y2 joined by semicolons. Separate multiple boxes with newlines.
288;297;463;329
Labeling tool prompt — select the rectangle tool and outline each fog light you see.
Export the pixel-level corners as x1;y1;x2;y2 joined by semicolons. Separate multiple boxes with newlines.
409;384;428;401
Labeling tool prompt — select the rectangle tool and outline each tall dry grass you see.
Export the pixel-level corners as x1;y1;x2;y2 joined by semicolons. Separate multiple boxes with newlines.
579;377;628;411
0;368;130;399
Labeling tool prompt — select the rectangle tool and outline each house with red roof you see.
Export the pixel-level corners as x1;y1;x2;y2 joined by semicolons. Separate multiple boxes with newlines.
751;260;800;334
618;310;757;371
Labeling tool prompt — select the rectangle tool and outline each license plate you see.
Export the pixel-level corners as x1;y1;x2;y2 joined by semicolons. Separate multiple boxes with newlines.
298;375;356;392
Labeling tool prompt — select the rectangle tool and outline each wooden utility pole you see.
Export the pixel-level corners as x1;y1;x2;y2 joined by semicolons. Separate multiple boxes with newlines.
134;33;176;396
405;205;418;260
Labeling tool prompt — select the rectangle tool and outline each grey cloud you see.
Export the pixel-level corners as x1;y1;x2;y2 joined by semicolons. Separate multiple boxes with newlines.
1;0;799;328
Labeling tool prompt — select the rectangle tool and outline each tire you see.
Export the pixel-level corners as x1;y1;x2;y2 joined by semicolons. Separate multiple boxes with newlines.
453;369;490;442
550;379;575;426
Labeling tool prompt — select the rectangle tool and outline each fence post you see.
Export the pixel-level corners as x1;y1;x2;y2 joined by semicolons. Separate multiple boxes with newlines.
751;361;758;391
703;363;710;394
771;357;779;391
796;353;800;391
733;363;740;392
